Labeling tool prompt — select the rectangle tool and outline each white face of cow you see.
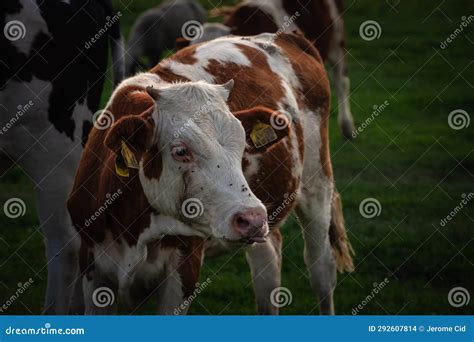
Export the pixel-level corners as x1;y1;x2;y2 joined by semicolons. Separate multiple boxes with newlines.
140;81;269;242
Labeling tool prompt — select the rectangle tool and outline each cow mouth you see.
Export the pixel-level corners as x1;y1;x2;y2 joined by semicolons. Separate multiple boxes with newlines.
245;235;268;244
223;233;268;245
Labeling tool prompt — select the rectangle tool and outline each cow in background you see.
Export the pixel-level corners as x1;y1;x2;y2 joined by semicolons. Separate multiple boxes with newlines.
0;0;124;314
207;0;356;139
126;0;206;76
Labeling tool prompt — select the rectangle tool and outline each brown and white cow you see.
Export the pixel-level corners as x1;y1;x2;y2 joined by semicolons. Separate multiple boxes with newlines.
206;0;355;139
67;32;353;315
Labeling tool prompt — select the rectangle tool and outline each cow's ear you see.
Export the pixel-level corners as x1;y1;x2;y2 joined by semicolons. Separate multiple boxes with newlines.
175;37;191;51
104;110;155;161
234;106;291;151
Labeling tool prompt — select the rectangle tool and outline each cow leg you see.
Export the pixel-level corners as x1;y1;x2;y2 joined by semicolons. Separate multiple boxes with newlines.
156;268;187;315
328;44;355;139
296;180;337;315
126;263;187;315
156;242;204;315
125;26;145;76
24;146;84;314
245;229;282;315
69;274;85;314
125;52;143;76
83;271;118;315
146;50;162;69
36;189;82;315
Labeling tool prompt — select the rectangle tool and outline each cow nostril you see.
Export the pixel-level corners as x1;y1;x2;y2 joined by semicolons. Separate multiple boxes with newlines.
236;216;250;229
233;208;267;237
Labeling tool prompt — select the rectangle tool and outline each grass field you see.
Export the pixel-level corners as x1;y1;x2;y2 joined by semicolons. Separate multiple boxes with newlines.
0;0;473;315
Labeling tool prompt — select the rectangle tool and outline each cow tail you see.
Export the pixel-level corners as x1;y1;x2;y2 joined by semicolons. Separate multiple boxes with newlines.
329;191;354;272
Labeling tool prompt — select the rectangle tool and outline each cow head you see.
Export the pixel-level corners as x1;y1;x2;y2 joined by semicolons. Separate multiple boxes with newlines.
105;80;290;243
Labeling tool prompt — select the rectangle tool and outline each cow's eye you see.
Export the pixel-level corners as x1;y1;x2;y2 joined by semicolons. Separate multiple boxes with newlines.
175;147;187;156
171;144;193;163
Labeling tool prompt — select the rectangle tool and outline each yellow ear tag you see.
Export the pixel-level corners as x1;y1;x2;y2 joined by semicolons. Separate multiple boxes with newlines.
120;140;139;169
250;121;277;148
115;155;130;178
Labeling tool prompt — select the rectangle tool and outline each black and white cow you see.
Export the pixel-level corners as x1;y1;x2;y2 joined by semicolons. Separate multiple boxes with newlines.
0;0;124;314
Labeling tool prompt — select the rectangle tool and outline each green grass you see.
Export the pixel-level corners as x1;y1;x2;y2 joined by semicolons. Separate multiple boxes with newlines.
1;0;473;315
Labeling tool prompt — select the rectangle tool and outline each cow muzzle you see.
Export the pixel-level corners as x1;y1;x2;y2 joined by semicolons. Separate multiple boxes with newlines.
231;206;269;243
